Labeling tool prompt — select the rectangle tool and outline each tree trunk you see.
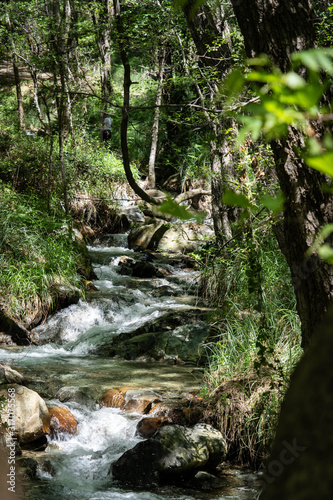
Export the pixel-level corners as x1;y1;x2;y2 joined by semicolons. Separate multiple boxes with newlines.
5;11;25;130
147;46;167;189
50;0;70;214
112;0;161;206
182;0;236;244
92;0;113;141
230;0;333;346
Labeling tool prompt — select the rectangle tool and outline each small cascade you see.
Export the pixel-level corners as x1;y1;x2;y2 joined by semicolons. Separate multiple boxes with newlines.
0;233;260;500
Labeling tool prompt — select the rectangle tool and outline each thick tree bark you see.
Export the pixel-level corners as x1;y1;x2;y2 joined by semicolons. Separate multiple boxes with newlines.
230;0;333;346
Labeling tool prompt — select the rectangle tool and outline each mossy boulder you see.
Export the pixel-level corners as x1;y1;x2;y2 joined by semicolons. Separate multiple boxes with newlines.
111;423;227;487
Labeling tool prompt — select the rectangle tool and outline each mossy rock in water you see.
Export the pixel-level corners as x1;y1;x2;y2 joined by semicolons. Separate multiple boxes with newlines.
104;310;210;364
111;423;227;487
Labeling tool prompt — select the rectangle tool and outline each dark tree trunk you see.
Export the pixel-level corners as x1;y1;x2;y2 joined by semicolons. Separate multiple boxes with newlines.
112;0;161;206
230;0;333;346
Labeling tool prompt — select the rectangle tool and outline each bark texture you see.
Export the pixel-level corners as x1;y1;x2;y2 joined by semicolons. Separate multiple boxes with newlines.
231;0;333;346
182;0;237;243
260;304;333;499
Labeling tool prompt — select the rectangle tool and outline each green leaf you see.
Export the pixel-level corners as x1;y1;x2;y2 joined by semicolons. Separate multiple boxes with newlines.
247;55;271;67
158;196;205;222
306;224;333;258
306;151;333;177
222;189;256;210
259;191;285;214
281;72;306;89
247;71;282;85
318;244;333;264
292;48;333;76
218;69;245;105
305;137;323;157
237;115;264;143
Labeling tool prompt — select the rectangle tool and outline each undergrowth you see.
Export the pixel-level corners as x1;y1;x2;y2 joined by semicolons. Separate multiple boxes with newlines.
193;218;302;467
0;181;86;319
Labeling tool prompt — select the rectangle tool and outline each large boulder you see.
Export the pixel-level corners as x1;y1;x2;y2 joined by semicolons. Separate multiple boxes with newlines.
0;385;50;445
111;423;227;487
104;309;210;364
128;221;168;250
128;221;214;254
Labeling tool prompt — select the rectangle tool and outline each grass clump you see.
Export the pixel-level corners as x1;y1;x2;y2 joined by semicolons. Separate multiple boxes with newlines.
0;181;87;321
193;220;302;468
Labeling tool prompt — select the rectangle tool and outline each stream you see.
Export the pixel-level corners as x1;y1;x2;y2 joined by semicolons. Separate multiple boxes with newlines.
0;233;261;500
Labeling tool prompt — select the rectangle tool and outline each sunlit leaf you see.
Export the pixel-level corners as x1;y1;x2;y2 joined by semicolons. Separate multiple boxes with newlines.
281;72;306;89
237;115;264;143
306;152;333;177
306;224;333;257
223;189;256;210
247;71;282;84
318;244;333;264
158;196;205;222
292;48;333;76
247;55;271;67
218;69;245;104
260;191;285;214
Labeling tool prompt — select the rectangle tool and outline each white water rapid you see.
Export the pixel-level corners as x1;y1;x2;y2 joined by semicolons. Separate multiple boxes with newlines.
0;234;260;499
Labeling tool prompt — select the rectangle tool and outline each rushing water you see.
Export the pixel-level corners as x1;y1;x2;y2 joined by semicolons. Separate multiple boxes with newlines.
0;234;260;500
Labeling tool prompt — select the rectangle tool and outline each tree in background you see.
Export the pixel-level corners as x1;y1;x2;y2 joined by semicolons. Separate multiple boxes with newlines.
181;0;238;243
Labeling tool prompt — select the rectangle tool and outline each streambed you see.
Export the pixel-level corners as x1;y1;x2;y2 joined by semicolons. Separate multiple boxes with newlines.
1;234;260;499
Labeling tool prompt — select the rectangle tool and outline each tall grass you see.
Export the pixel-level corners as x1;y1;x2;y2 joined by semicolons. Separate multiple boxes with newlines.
0;181;86;319
199;225;302;387
194;220;303;466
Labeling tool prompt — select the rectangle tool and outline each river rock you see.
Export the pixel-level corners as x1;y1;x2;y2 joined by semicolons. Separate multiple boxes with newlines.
50;284;82;311
158;224;213;253
119;205;145;223
0;309;31;345
0;386;50;444
105;310;210;364
56;386;96;410
111;423;227;487
0;364;27;385
48;406;78;438
128;220;213;254
131;261;157;278
100;388;125;409
123;389;162;414
128;221;168;250
136;416;171;438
